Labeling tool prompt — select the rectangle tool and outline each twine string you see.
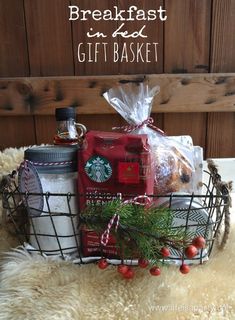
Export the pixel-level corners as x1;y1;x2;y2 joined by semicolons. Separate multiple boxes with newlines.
23;160;30;193
112;117;165;136
207;159;232;249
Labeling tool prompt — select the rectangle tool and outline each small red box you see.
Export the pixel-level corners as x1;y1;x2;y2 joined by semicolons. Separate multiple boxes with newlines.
118;162;140;184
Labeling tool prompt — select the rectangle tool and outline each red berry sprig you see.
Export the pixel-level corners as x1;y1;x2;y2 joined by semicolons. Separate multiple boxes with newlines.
113;236;206;279
149;266;161;276
160;247;170;258
192;236;206;249
117;264;135;279
179;263;190;274
122;267;135;279
97;258;108;269
117;264;129;275
185;245;198;259
138;258;149;268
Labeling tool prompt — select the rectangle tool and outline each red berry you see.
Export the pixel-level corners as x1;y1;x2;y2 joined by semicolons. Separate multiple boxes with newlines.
98;259;108;269
192;236;206;249
185;245;198;259
160;247;170;258
180;263;190;274
117;264;129;274
149;266;161;276
122;267;135;279
138;258;149;268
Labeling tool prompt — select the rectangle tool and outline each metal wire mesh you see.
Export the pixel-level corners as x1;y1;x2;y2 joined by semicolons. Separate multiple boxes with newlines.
1;167;231;265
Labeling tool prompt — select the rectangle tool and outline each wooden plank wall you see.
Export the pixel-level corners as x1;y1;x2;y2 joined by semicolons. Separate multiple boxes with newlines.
0;0;235;158
164;0;211;151
207;0;235;157
2;75;235;115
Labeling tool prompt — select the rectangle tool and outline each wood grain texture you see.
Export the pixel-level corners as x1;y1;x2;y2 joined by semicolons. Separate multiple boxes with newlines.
71;0;119;75
164;0;210;156
164;0;211;73
24;0;74;76
118;0;164;74
24;0;75;145
206;113;235;157
34;116;55;145
0;0;29;76
207;0;235;157
0;0;34;150
211;0;235;72
78;114;123;132
0;116;36;150
1;74;235;116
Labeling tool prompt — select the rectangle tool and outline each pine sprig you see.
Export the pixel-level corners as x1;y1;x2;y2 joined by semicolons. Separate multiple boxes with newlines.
80;199;192;263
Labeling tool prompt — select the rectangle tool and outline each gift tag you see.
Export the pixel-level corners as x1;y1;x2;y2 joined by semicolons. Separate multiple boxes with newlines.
18;161;44;216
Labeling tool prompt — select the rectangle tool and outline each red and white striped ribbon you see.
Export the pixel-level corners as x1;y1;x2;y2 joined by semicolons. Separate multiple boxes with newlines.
100;195;151;246
124;194;152;206
100;213;120;246
21;160;73;167
112;117;165;136
20;159;74;193
23;160;30;193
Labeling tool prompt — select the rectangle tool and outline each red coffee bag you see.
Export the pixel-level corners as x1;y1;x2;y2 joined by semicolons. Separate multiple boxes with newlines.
78;130;154;256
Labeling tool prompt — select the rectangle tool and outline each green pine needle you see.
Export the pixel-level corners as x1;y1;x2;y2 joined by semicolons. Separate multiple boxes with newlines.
81;199;192;263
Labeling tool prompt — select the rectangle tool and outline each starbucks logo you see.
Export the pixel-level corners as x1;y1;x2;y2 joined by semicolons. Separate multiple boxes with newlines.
85;156;112;183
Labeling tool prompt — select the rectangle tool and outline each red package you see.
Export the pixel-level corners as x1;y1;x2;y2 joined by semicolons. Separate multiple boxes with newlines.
78;130;154;256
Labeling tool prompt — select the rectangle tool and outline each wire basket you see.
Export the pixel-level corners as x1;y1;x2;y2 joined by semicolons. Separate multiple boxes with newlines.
1;160;232;266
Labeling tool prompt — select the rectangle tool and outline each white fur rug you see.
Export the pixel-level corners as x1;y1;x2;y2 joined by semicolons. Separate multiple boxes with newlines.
0;147;235;320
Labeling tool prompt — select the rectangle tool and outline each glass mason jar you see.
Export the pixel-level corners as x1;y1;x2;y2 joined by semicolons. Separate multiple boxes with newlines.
19;145;79;256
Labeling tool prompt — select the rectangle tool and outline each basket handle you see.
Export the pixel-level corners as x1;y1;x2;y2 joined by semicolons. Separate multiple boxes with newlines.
207;160;233;249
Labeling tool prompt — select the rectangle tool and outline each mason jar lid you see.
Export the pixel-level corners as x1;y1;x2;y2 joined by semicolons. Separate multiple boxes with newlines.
55;107;76;121
24;145;77;174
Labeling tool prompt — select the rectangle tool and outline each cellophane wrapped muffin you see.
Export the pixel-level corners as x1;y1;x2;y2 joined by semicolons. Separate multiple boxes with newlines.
103;82;195;195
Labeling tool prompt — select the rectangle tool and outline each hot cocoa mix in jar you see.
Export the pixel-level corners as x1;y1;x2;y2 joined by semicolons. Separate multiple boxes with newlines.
78;130;154;256
19;146;79;256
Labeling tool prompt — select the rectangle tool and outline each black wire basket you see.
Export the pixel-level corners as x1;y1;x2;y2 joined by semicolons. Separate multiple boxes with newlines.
1;160;232;266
